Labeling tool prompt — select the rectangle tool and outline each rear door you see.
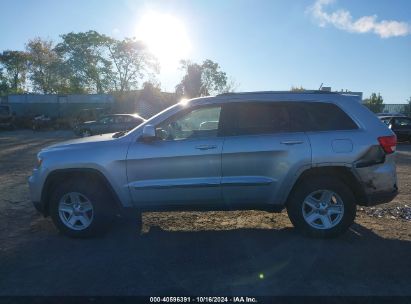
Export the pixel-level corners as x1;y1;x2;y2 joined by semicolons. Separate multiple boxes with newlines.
220;102;311;205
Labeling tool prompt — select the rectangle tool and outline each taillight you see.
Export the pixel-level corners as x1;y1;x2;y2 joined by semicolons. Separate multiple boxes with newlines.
378;135;397;154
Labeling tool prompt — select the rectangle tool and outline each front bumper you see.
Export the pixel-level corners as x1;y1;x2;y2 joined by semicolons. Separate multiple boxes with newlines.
29;169;48;216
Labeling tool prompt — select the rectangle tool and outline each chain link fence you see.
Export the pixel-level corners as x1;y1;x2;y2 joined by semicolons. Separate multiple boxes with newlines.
364;103;411;116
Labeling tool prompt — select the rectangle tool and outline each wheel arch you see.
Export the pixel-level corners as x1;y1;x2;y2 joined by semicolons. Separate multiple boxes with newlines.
285;166;367;206
41;168;123;216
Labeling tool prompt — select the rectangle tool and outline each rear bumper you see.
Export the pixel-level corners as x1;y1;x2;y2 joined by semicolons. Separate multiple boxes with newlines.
362;186;398;206
355;152;398;207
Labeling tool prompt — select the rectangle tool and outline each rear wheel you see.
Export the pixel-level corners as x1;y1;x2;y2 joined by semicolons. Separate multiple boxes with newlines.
50;178;114;238
286;176;356;238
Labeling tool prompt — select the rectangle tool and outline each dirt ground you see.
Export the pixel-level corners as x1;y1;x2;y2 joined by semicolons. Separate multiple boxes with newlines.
0;130;410;296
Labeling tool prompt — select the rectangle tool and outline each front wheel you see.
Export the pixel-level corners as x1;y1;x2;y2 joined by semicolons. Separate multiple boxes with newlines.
286;176;356;238
50;179;114;238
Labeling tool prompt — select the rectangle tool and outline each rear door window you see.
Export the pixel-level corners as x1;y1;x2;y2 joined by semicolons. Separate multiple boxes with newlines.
222;103;291;136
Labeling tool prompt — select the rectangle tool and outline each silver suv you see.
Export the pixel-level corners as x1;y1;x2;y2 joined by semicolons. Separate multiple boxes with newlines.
29;91;398;238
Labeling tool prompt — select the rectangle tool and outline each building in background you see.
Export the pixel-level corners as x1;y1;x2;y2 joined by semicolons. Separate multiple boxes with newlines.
0;94;114;119
0;91;178;121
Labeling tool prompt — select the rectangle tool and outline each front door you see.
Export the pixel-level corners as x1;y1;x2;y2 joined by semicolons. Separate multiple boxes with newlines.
126;105;224;206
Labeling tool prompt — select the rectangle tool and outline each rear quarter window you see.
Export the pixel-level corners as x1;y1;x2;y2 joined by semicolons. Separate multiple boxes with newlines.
302;102;358;131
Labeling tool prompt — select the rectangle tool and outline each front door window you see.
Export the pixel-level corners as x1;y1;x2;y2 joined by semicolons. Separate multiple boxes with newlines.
157;106;221;140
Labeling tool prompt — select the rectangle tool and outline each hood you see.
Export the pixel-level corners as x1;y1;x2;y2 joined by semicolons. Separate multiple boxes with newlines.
41;133;117;152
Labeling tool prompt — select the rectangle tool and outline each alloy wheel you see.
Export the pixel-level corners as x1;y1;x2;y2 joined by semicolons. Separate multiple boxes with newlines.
302;189;344;230
58;192;94;231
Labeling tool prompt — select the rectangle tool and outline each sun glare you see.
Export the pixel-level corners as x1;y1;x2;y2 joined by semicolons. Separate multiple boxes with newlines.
136;12;191;71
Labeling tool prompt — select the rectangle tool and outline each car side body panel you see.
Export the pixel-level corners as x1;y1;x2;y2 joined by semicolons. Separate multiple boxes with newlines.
221;132;311;206
29;92;398;216
126;137;224;206
29;133;133;208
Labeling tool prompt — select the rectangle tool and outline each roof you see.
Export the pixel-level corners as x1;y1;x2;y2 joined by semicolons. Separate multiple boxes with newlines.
217;90;340;96
184;90;361;107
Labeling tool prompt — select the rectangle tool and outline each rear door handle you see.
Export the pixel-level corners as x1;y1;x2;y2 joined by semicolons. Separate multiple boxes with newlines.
195;144;217;150
281;140;304;145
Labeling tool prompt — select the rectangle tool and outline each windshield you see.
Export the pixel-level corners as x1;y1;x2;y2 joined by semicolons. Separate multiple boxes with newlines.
124;103;183;136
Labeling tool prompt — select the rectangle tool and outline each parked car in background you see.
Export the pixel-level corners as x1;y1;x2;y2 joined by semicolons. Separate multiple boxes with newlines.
0;104;15;129
32;114;53;131
379;115;411;142
376;113;406;117
73;113;145;137
29;91;398;239
75;107;108;125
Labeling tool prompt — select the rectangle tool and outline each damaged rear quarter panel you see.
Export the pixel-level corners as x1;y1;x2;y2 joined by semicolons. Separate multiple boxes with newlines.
355;153;397;195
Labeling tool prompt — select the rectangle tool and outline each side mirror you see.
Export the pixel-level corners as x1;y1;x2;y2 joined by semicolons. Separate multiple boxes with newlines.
141;124;156;141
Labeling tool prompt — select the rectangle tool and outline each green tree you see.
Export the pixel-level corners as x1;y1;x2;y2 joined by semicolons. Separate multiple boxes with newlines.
55;31;113;93
175;59;232;98
0;68;9;95
363;92;384;113
0;50;29;93
290;86;306;91
26;38;69;94
140;81;162;100
106;38;158;92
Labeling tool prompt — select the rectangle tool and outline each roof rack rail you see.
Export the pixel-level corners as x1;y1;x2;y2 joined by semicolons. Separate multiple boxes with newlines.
217;90;340;96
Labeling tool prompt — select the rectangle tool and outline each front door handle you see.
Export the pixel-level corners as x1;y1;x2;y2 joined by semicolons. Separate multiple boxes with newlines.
281;140;304;145
195;144;217;150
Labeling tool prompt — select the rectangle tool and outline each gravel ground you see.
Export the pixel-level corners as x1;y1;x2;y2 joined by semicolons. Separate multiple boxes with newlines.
0;130;410;296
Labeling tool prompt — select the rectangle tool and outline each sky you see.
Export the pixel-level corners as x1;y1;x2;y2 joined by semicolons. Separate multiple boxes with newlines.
0;0;410;103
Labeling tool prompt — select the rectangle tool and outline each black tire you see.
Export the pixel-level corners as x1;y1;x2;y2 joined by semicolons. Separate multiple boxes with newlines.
120;208;143;235
286;176;356;238
50;178;114;238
